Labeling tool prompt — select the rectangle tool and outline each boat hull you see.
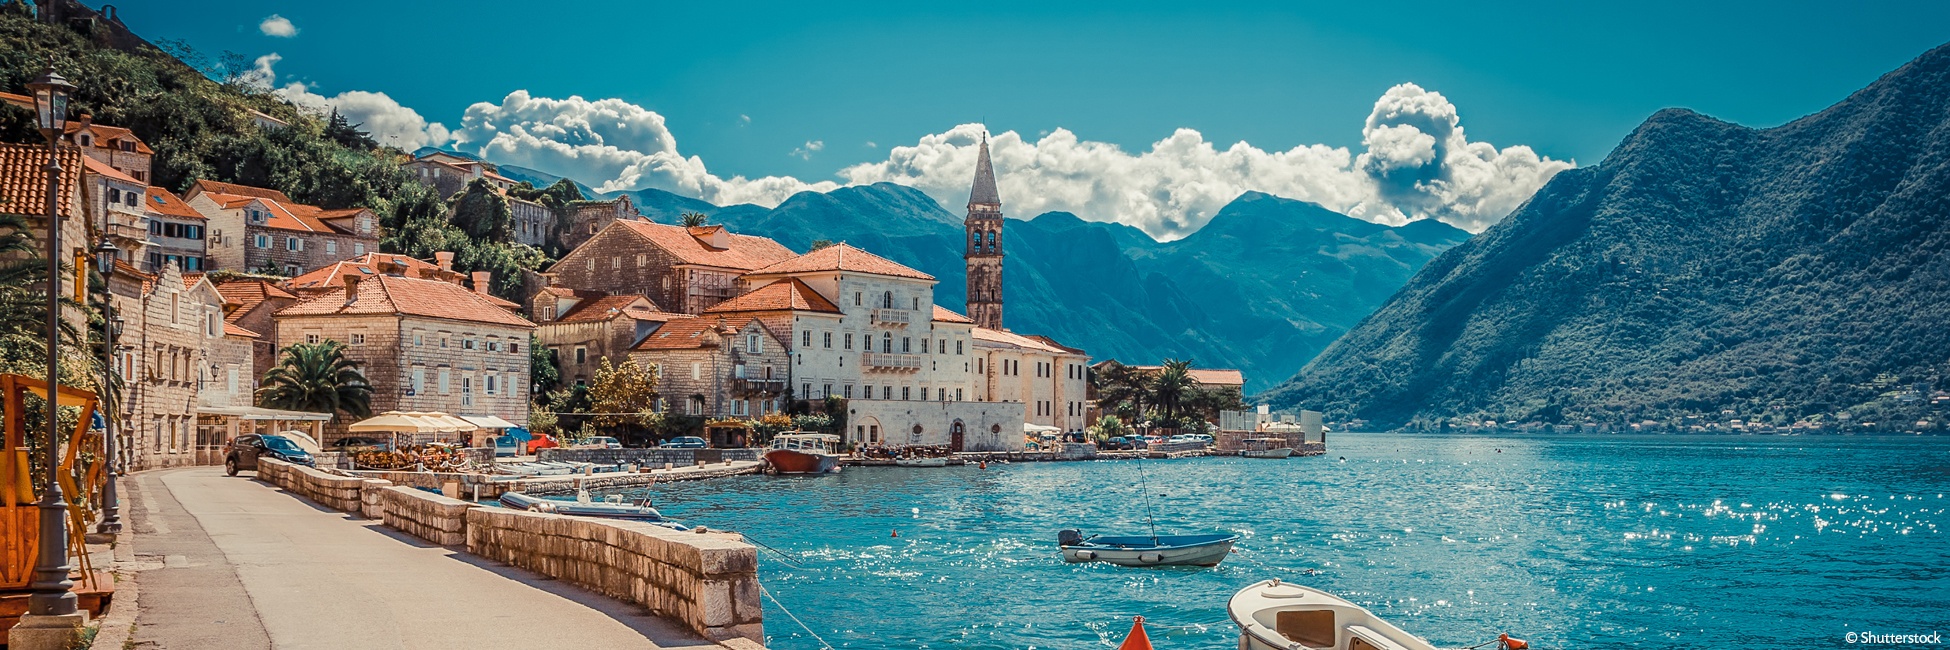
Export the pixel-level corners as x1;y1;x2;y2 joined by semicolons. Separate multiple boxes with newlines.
1061;534;1237;567
1240;448;1294;459
765;449;840;474
1229;579;1440;650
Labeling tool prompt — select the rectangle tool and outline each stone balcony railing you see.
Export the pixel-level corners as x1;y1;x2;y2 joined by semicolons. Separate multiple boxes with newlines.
732;377;786;394
862;352;923;371
869;308;911;326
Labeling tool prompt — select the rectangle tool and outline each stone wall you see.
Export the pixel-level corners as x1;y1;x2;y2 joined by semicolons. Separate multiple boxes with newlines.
380;486;475;546
466;507;763;643
256;457;391;514
537;448;759;465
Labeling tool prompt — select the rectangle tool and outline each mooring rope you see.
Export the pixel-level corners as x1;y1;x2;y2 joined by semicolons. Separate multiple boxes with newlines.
762;583;836;650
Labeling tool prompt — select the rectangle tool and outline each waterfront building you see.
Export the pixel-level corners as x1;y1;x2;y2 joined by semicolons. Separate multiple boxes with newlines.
530;288;690;386
541;220;797;315
274;271;537;443
628;316;791;422
183;180;379;276
972;327;1091;434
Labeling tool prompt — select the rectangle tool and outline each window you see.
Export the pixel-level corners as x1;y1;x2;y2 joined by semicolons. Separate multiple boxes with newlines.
509;342;519;354
438;369;451;394
881;332;892;353
844;333;853;350
956;341;963;355
254;234;268;249
413;331;425;346
325;240;337;255
206;312;218;337
902;337;911;353
691;362;701;380
304;332;320;344
486;374;498;395
921;339;929;354
747;334;762;354
734;363;746;378
286;237;300;251
882;385;892;400
611;256;621;269
901;386;911;400
541;305;555;321
354;243;365;255
882;291;893;309
108;188;122;203
823;383;833;398
843;385;853;398
956;388;964;400
921;387;929;400
574;347;586;364
802;383;811;398
348;331;365;345
586;258;596;272
636;253;646;267
411;368;425;395
802;330;811;347
733;399;747;416
463;338;477;350
126;192;138;207
854;292;862;306
822;332;832;348
912;297;920;310
461;376;473;405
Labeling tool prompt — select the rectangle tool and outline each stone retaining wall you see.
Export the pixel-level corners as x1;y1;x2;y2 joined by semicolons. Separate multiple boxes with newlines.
379;486;475;546
466;507;763;643
257;458;387;513
518;463;760;496
537;448;760;465
346;469;521;497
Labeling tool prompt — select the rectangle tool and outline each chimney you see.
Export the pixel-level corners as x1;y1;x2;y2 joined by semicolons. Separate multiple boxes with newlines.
342;274;362;305
471;271;491;296
77;113;93;135
435;251;454;272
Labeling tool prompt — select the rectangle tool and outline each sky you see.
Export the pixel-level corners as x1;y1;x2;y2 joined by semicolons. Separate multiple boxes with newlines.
108;0;1950;238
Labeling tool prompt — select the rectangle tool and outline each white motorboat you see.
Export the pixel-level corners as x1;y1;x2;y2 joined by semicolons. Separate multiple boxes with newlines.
1229;579;1439;650
894;457;947;467
1058;529;1238;567
1240;438;1296;459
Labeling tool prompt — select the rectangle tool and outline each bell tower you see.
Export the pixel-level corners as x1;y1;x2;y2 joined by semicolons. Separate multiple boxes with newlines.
964;134;1004;330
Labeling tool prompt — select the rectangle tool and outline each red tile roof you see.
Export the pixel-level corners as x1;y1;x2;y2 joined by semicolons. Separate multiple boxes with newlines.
931;305;975;324
81;155;140;185
703;279;841;314
0;92;30;110
745;243;933;281
224;321;261;339
555;295;674;323
185;180;372;236
1188;369;1246;387
187;179;291;203
0;143;81;218
632;317;748;351
285;252;440;290
972;327;1077;355
65;123;154;154
214;278;300;322
275;274;535;328
610;220;797;271
144;187;205;220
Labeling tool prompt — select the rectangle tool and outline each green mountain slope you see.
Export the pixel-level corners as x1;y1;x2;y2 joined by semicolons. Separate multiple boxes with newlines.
1260;43;1950;430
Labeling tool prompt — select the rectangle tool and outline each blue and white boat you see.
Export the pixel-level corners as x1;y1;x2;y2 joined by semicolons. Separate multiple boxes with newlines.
1058;529;1238;566
498;491;687;530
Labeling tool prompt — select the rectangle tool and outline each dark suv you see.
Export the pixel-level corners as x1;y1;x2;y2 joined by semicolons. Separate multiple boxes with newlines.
225;434;315;475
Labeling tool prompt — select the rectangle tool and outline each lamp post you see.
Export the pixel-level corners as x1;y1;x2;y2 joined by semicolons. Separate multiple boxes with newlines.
94;241;122;535
26;64;79;618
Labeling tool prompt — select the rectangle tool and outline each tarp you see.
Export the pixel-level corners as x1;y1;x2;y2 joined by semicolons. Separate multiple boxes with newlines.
197;405;334;421
1023;423;1062;433
459;415;518;429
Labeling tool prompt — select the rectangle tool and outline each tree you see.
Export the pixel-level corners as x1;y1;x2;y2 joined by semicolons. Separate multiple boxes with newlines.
1091;362;1151;425
528;335;559;398
586;358;659;433
1087;415;1129;443
450;177;514;242
256;341;373;418
1151;359;1195;424
680;212;708;227
322;108;377;150
809;239;836;251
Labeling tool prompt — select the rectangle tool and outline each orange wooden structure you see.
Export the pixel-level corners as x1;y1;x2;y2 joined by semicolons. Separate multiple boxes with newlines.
1;373;103;591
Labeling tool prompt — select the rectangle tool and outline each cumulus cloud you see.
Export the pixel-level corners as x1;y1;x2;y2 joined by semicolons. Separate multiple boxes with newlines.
252;55;451;150
258;15;297;37
451;91;836;204
445;84;1567;236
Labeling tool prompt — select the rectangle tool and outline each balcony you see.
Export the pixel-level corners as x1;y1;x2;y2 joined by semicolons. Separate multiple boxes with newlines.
733;377;787;394
691;285;737;300
869;308;912;327
861;352;923;372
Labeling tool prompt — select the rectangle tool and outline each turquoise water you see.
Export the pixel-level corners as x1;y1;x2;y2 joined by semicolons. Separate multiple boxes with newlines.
616;434;1950;649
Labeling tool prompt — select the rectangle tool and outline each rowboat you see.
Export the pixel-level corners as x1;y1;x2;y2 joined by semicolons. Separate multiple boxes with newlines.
1240;438;1295;459
1229;579;1439;650
1058;529;1238;567
894;457;948;467
764;432;842;474
498;491;687;530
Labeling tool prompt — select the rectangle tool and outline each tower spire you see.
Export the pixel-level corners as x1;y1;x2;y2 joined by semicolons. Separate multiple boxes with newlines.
963;131;1005;331
969;132;1000;208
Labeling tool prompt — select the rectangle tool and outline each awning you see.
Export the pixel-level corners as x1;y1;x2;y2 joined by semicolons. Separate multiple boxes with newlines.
1023;423;1062;433
197;405;334;421
411;412;477;431
459;415;518;429
347;412;433;433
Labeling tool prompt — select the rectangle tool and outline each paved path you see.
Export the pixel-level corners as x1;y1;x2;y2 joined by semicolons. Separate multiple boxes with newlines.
127;467;716;650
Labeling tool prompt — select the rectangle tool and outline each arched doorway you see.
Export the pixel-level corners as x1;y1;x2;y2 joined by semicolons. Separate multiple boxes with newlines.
950;420;966;452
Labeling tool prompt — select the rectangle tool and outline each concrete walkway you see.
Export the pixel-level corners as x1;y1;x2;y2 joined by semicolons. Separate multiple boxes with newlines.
125;467;718;650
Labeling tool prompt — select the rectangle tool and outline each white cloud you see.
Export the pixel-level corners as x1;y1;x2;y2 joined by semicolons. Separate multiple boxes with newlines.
451;91;836;204
446;84;1567;236
253;55;451;150
259;15;297;37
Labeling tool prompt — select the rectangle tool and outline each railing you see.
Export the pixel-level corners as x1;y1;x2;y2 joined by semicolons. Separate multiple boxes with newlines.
862;352;923;371
870;308;912;326
691;285;736;299
733;377;787;394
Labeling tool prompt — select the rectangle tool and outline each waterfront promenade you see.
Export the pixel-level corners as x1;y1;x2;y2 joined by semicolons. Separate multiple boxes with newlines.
120;467;722;649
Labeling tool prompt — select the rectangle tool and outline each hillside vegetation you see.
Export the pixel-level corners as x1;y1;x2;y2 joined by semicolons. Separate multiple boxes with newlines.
1262;43;1950;431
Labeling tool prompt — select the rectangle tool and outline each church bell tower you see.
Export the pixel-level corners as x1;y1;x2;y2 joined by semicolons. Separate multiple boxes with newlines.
964;134;1004;330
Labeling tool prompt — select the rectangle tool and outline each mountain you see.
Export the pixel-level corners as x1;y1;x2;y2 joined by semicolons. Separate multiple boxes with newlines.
1261;43;1950;430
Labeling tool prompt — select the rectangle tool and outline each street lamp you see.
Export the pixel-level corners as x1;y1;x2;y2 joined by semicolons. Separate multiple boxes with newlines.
25;63;78;618
93;241;122;535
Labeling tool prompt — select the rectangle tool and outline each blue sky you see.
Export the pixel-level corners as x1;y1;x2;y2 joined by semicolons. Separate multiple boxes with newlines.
108;0;1950;236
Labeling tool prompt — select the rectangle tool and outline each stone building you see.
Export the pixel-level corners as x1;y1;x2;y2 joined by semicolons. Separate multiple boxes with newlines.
972;328;1091;434
542;220;796;315
629;316;790;422
404;151;552;247
0;143;89;333
530;289;688;386
964;134;1005;330
184;180;379;276
274;272;536;443
138;187;210;272
65;115;153;183
213;277;300;379
560;195;643;250
282;251;520;315
105;264;234;470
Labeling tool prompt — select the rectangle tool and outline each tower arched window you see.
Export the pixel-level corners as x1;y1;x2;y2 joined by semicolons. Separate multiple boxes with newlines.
882;291;894;309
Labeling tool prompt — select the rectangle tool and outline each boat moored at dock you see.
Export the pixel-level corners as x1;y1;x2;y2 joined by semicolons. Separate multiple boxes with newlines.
764;432;842;474
1239;438;1296;459
1229;579;1440;650
498;491;687;529
1058;529;1238;566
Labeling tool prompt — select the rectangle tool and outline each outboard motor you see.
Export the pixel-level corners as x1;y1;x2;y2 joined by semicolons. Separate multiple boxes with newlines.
1058;529;1084;547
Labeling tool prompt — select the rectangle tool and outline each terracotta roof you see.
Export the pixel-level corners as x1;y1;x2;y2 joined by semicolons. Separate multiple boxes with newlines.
0;92;30;110
224;321;261;339
1121;364;1245;387
555;295;670;323
144;187;205;220
275;274;535;328
972;327;1080;356
181;272;204;291
609;220;797;271
931;305;975;324
702;279;841;314
632;317;750;351
0;143;81;218
537;286;603;299
65;123;154;155
745;243;933;281
286;252;440;290
214;278;299;322
200;191;364;235
187;179;292;203
82;155;141;185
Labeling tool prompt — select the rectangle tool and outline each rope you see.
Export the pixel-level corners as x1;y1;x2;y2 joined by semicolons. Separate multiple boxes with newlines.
743;533;807;569
762;583;836;650
1134;456;1160;545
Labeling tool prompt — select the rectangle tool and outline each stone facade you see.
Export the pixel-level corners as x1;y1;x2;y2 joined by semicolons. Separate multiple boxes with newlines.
510;196;550;247
543;221;796;316
848;399;1023;450
184;180;378;276
108;264;234;470
628;317;790;418
213;279;300;380
964;135;1005;331
973;329;1091;435
529;290;683;386
560;195;640;250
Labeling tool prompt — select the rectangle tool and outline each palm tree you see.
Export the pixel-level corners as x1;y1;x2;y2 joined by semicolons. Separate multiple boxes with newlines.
1151;359;1195;425
257;340;374;418
0;214;85;367
679;212;708;228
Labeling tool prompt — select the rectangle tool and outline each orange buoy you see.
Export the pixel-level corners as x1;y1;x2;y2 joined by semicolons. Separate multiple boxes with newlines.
1498;633;1529;650
1117;616;1153;650
891;529;899;538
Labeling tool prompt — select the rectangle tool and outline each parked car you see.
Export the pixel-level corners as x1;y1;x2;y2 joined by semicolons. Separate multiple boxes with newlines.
333;436;391;451
583;436;623;449
226;433;315;475
1104;436;1136;450
661;436;708;449
526;434;560;455
492;435;521;457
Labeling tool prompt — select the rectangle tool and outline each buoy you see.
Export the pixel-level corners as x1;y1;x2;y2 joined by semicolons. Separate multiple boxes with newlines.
1117;616;1153;650
978;461;987;469
1498;633;1529;650
891;529;899;538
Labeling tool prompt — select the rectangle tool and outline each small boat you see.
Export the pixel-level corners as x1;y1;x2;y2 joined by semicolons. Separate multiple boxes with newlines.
894;457;947;467
1240;438;1295;459
1058;529;1238;567
764;432;842;475
1229;579;1439;650
497;491;687;530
